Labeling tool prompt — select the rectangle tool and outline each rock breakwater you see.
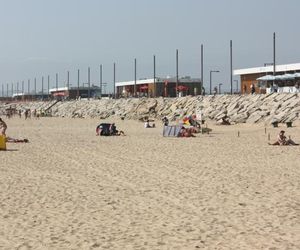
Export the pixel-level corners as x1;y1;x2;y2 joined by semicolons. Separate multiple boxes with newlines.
1;93;300;124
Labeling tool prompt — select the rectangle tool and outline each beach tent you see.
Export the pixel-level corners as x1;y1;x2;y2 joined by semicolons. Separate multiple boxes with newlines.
163;125;182;137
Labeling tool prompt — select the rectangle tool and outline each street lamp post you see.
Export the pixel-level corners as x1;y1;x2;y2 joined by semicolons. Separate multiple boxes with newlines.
209;70;220;95
218;83;223;95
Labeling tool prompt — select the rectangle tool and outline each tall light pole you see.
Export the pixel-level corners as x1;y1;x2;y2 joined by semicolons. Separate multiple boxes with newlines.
113;63;116;98
77;69;80;99
88;67;90;100
201;44;204;95
209;70;220;95
134;58;137;98
47;75;50;98
42;76;44;100
100;65;102;99
273;32;276;87
28;79;30;94
153;55;156;98
56;73;58;91
230;40;233;95
34;77;37;95
176;49;179;97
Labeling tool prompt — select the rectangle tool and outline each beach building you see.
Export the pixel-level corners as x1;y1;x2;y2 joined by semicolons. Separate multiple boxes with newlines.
116;76;202;98
12;93;50;101
234;63;300;94
49;86;103;99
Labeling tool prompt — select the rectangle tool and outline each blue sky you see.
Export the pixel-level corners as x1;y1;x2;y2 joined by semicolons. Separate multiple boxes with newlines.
0;0;299;93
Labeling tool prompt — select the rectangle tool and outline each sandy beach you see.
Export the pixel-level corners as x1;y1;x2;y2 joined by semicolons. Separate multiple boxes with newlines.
0;117;300;249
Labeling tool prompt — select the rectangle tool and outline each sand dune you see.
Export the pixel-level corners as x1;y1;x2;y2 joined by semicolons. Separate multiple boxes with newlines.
0;117;299;249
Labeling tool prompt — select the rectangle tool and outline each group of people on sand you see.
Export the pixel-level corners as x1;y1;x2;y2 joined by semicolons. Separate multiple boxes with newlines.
96;123;125;136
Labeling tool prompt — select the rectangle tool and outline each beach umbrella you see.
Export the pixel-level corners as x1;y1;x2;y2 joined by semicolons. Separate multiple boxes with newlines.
275;74;295;80
256;75;276;81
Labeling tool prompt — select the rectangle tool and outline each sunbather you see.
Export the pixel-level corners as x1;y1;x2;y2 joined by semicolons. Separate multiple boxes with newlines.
6;137;29;143
269;130;299;146
179;127;195;137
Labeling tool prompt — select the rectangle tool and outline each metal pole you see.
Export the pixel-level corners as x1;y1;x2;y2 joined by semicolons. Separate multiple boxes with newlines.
201;44;203;95
47;75;50;98
34;77;37;95
210;71;212;95
230;40;233;95
56;73;58;91
176;49;179;97
77;69;80;98
11;83;14;97
100;65;102;99
153;54;156;98
67;71;69;99
17;82;19;95
273;32;276;86
88;67;90;100
42;76;44;100
28;79;30;94
7;83;9;97
2;84;3;97
22;81;24;94
113;63;116;98
134;58;137;97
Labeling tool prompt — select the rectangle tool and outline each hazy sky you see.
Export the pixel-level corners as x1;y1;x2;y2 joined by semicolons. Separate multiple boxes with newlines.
0;0;299;93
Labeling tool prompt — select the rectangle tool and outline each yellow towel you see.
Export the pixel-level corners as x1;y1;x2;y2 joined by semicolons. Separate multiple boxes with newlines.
0;135;6;150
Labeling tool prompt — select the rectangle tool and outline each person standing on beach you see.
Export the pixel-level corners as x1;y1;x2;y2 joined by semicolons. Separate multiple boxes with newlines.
0;118;7;136
251;84;255;94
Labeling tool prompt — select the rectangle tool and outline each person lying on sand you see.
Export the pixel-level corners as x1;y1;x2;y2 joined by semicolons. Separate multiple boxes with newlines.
269;130;299;146
6;137;29;143
179;127;195;137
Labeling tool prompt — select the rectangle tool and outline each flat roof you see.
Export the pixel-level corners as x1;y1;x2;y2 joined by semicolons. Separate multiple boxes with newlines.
49;86;100;92
234;63;300;75
116;77;201;87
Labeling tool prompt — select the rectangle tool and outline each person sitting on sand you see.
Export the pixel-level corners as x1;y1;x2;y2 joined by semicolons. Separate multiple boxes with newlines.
0;118;7;136
269;130;299;146
0;117;29;143
162;116;169;126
